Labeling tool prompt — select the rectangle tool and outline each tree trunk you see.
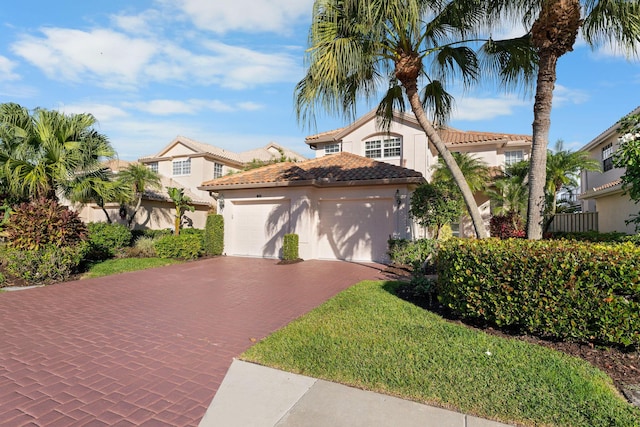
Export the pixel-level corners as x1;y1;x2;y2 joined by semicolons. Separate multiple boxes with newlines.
127;194;142;229
407;91;488;238
527;0;581;240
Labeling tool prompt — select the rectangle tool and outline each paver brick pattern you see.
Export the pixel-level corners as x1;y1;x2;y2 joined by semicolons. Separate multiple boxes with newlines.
0;257;385;426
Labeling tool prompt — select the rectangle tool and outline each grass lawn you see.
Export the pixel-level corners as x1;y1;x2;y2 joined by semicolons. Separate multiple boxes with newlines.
242;280;640;427
81;257;181;279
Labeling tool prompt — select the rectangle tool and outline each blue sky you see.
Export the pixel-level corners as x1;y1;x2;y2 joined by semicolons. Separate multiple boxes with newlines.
0;1;638;160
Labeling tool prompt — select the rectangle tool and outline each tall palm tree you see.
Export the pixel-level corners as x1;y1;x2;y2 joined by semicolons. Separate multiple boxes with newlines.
118;163;161;229
486;0;640;239
0;103;116;201
295;0;536;238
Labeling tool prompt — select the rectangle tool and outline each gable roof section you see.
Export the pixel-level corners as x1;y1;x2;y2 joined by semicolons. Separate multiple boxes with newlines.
140;136;307;165
199;152;425;191
579;105;640;153
305;109;531;147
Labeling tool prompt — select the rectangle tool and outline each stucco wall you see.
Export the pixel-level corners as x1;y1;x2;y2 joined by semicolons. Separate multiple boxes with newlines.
594;192;637;234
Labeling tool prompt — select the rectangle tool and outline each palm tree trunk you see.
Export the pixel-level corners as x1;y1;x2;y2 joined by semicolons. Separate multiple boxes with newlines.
406;88;489;238
527;51;556;240
527;0;581;240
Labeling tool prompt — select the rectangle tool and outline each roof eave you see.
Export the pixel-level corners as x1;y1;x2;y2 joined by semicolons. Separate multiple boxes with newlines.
199;176;425;192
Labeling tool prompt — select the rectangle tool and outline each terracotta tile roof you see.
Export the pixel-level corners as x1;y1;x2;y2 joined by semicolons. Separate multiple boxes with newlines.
141;136;306;165
305;127;347;142
102;159;132;172
581;179;622;197
200;152;424;189
439;128;532;145
144;175;211;206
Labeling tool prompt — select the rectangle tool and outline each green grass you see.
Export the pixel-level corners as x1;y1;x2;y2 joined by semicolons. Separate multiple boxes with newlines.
242;281;640;427
82;257;181;279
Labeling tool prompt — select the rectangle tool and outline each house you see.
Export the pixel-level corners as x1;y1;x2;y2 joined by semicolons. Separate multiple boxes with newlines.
73;160;212;230
76;137;307;230
305;109;532;236
138;136;307;201
199;152;425;263
579;106;640;234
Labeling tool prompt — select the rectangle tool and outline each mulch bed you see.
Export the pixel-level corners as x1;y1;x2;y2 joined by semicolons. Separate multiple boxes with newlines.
384;266;640;400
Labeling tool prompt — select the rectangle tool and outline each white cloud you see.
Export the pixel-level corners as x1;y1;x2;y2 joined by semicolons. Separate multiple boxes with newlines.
451;96;530;121
125;99;265;115
173;0;313;34
12;28;158;88
11;26;302;91
58;103;129;122
0;55;20;81
110;10;163;36
553;84;589;107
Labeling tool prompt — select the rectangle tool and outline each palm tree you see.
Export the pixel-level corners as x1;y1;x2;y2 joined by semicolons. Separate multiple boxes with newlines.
486;0;640;239
167;187;195;235
0;103;116;201
295;0;536;238
67;170;132;223
487;160;529;217
432;152;491;194
545;139;600;217
118;163;161;229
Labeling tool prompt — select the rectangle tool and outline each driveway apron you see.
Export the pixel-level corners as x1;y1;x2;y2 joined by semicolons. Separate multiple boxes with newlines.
0;257;385;426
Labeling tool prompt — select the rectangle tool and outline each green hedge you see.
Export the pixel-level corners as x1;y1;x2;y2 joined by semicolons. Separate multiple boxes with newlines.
5;243;89;285
204;214;224;256
87;222;132;259
436;238;640;348
283;233;299;260
154;234;203;260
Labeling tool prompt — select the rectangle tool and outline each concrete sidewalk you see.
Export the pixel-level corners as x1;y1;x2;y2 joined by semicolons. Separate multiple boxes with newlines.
199;360;514;427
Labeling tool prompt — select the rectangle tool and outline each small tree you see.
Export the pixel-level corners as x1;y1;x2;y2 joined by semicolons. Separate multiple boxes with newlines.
167;187;195;235
613;113;640;230
118;163;161;229
410;182;463;239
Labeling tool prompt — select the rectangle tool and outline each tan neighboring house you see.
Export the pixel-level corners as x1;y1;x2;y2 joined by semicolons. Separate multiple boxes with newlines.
199;152;425;263
305;109;532;236
579;106;640;234
73;159;212;230
75;137;307;230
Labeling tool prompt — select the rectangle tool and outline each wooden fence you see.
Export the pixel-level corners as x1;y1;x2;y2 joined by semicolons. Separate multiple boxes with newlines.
546;212;598;233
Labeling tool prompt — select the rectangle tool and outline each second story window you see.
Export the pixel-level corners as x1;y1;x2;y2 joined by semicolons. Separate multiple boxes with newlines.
172;158;191;176
504;150;524;167
213;162;223;178
325;143;340;154
365;137;401;159
147;162;158;173
602;143;614;172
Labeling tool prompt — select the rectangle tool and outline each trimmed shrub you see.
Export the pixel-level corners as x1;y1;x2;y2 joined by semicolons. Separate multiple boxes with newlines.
490;212;525;239
154;234;203;260
204;214;224;256
5;243;89;285
547;231;629;243
437;238;640;348
5;198;87;250
131;229;172;242
126;236;157;258
387;238;437;272
87;222;132;259
283;233;299;260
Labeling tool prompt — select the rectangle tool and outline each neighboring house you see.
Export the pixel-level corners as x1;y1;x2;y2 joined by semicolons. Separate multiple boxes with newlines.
73;160;212;230
306;109;532;236
199;152;425;263
139;136;307;201
579;106;640;234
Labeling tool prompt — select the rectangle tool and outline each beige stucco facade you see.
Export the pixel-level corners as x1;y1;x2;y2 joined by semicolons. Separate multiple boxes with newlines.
580;106;640;234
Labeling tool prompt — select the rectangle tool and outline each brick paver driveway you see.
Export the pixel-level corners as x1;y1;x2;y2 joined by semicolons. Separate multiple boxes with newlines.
0;257;385;426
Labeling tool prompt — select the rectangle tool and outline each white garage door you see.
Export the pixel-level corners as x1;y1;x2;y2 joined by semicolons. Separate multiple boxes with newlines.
230;200;290;258
317;199;393;262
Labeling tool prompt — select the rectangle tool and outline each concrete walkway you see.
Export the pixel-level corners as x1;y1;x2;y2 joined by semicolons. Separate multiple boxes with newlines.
0;257;386;426
200;360;513;427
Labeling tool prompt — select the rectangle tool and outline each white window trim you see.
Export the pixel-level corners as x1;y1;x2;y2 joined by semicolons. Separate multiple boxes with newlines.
213;162;223;179
172;158;191;176
504;150;524;167
324;143;340;154
364;137;402;159
147;162;158;173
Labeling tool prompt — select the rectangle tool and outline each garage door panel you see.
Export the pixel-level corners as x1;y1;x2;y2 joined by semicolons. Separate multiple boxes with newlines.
231;201;290;258
318;199;392;262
